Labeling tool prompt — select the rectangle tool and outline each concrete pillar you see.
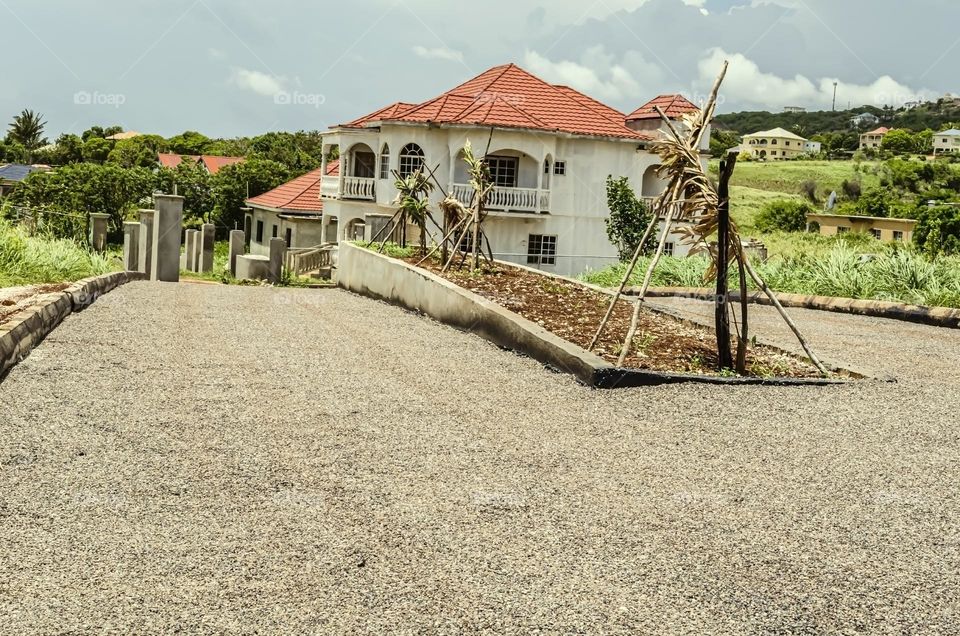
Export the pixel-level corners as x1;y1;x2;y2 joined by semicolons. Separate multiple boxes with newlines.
228;230;244;277
243;213;253;247
183;229;199;272
268;237;286;284
138;209;155;275
151;194;184;282
200;223;215;273
89;213;110;252
122;222;140;271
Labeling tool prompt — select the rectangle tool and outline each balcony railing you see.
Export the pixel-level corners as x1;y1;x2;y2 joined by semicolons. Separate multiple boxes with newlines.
451;183;549;213
320;175;376;201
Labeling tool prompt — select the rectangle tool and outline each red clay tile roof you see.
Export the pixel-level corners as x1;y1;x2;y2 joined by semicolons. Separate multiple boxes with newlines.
245;160;339;213
201;155;245;174
341;64;651;140
344;102;419;128
626;94;700;121
864;127;891;136
157;153;245;174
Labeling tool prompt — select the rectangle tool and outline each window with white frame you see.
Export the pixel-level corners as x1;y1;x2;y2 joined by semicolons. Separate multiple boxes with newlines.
398;143;425;178
664;242;675;256
458;230;474;253
379;144;390;179
553;160;566;176
527;234;557;266
487;156;518;188
870;228;882;240
893;230;904;242
837;226;850;234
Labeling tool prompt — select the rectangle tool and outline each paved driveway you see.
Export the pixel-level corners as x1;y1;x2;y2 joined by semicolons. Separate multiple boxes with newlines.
1;282;958;634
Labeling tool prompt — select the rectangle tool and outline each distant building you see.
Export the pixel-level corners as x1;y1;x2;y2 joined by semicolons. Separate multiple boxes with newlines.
105;131;142;141
850;112;880;128
804;140;822;154
741;128;808;160
933;129;960;155
903;100;923;110
859;127;890;151
783;106;806;113
0;163;48;197
157;153;245;175
806;213;916;243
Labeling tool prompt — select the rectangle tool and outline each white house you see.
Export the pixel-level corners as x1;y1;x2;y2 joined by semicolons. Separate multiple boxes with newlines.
311;64;706;276
804;140;822;154
933;129;960;155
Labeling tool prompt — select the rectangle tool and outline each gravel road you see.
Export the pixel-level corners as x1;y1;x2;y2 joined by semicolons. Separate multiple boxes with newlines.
1;281;958;634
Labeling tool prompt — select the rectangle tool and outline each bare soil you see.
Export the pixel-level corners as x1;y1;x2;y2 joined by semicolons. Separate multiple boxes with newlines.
409;258;820;378
0;283;71;325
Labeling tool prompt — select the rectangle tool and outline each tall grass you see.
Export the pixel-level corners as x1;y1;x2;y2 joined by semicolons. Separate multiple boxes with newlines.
0;219;116;287
581;243;960;309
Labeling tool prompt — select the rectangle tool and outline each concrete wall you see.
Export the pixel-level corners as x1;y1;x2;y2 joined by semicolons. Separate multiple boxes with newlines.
249;209;326;256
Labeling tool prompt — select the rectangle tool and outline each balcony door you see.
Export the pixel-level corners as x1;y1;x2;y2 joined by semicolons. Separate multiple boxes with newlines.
352;151;377;179
487;156;518;188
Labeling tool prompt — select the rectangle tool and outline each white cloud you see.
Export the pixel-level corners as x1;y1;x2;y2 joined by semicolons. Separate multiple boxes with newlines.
523;47;662;103
229;68;286;97
412;45;464;63
698;48;929;110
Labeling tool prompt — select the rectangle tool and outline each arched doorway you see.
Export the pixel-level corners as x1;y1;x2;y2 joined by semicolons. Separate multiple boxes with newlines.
346;218;366;241
642;165;667;198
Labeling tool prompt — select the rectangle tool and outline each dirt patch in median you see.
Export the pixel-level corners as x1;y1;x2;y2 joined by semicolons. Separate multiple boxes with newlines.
0;283;72;326
407;258;820;378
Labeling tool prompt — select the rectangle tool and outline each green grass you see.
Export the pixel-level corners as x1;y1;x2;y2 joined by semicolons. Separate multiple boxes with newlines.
581;243;960;309
713;159;883;199
0;219;118;287
180;240;233;283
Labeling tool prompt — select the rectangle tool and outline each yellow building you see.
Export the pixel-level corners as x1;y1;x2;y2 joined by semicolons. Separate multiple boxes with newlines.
859;127;891;151
805;213;917;243
742;127;808;160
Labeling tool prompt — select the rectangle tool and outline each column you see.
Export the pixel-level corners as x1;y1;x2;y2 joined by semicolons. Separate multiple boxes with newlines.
200;223;215;272
122;221;140;271
89;213;110;252
268;237;286;284
228;230;244;277
151;194;184;282
183;229;199;272
138;209;155;275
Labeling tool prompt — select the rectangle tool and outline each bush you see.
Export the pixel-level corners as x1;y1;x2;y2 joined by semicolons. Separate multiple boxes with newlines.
755;200;813;233
604;175;652;261
841;179;862;200
800;180;818;203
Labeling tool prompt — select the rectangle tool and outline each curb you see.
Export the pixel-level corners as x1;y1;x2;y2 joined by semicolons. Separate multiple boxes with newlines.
633;286;960;329
339;245;855;388
0;271;146;381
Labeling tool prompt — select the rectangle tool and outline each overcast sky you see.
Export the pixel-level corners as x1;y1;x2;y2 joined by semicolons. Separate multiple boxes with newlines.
2;0;955;138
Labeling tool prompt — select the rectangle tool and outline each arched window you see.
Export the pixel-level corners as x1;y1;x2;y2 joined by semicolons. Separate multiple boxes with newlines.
379;143;390;180
398;143;425;178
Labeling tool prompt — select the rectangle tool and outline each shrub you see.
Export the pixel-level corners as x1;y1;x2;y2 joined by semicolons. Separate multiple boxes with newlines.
841;179;862;201
800;180;818;203
604;176;653;261
755;200;813;233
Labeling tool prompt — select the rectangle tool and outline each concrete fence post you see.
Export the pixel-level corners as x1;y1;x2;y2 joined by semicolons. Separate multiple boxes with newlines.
268;237;286;284
183;229;199;272
228;230;244;277
151;195;184;282
122;222;140;271
200;223;215;273
138;209;155;275
89;213;110;252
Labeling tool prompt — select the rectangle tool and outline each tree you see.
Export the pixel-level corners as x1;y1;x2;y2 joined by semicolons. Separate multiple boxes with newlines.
881;129;918;155
107;134;167;168
166;130;211;155
156;161;214;224
6;109;47;150
604;175;652;261
81;137;113;163
212;158;290;230
51;134;84;164
914;204;960;255
81;126;106;142
755;200;813;233
709;129;741;157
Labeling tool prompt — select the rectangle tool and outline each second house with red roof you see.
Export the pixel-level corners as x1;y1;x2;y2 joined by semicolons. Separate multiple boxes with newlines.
247;63;707;276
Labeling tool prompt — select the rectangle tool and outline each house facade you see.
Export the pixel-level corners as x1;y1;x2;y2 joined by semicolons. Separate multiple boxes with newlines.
741;128;808;160
859;127;890;151
933;129;960;155
314;64;705;276
806;213;916;243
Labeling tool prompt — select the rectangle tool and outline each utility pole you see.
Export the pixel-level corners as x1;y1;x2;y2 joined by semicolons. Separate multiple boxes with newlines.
832;82;838;111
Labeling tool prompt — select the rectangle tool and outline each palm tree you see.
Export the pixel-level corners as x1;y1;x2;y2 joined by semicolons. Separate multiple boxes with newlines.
7;109;48;150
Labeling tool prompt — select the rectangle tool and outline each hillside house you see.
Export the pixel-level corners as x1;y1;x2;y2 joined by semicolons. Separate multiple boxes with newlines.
850;112;880;128
933;129;960;155
313;63;708;276
741;128;808;160
806;212;916;243
0;163;47;197
859;127;890;151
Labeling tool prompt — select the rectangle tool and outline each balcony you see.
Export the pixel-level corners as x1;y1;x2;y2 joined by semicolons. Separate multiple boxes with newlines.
320;175;376;201
451;183;550;214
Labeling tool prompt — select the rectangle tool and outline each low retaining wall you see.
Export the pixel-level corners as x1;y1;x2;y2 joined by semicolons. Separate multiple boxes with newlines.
0;271;145;380
635;287;960;329
337;243;847;388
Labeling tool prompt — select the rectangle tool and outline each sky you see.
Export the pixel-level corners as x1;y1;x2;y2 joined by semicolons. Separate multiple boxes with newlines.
1;0;956;139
